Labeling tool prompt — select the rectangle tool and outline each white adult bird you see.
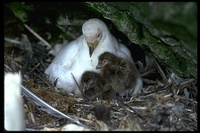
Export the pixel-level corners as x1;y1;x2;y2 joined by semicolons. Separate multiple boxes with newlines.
45;18;142;96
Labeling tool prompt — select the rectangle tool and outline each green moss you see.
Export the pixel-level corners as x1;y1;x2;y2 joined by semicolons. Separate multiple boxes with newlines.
6;2;33;22
143;28;196;77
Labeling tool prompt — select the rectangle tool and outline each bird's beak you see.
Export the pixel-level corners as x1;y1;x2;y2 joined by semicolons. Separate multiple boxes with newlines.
96;63;102;69
87;40;99;57
89;46;95;57
82;83;87;92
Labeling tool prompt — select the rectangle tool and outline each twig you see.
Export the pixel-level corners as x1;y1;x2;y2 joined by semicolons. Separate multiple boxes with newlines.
33;48;46;70
32;72;52;88
4;37;21;44
30;63;40;73
24;24;52;49
4;64;12;71
154;60;167;81
142;78;157;84
5;54;22;70
75;103;93;107
163;93;173;98
141;69;155;77
140;82;172;96
71;73;81;90
180;79;196;86
127;106;147;110
76;117;91;123
123;104;143;119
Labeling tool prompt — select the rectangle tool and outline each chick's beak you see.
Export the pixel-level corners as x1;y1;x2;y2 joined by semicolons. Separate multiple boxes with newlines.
96;63;102;69
82;83;87;92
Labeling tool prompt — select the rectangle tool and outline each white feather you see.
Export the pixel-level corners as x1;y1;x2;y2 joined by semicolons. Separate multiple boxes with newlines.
20;85;86;127
4;72;25;131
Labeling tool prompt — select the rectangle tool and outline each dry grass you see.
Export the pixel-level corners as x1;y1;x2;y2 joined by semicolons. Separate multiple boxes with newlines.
4;6;197;130
4;34;197;131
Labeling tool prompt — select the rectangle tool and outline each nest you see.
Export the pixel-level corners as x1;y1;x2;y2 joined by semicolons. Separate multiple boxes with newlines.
4;34;197;131
4;16;197;130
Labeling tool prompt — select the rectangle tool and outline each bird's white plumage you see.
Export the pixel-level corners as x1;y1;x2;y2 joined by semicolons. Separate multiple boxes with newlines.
45;36;91;95
4;72;25;131
45;18;142;96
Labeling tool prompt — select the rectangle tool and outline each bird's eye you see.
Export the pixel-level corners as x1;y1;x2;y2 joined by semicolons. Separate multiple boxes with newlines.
102;59;108;65
89;79;93;84
97;33;101;38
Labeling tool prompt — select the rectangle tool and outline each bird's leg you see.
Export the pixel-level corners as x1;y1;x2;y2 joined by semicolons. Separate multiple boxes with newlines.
116;92;125;101
115;92;118;99
53;78;59;86
125;90;130;101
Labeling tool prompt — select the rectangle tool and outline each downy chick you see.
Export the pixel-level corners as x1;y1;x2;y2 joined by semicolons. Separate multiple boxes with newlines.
96;52;143;99
80;71;116;101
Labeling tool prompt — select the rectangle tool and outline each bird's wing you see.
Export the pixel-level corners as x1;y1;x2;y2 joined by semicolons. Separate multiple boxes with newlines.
118;43;133;62
49;37;81;65
45;37;81;82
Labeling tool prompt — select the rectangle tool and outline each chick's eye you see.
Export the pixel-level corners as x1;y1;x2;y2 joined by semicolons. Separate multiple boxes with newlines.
89;79;93;84
102;59;108;65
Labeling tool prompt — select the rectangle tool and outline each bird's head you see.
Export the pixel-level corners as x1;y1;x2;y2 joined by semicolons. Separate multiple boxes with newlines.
96;52;118;69
82;79;94;93
81;71;97;93
82;18;108;57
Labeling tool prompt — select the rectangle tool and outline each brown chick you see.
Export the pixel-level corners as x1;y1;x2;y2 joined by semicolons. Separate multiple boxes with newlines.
80;71;116;101
96;52;143;99
94;104;110;123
